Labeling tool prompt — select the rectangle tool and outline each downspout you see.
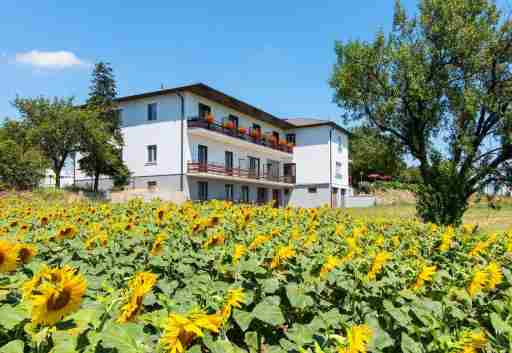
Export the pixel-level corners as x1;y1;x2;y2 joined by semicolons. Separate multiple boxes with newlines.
177;92;185;191
329;127;333;208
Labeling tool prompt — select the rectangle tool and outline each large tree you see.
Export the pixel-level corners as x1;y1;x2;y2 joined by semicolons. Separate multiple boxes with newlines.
79;62;127;191
13;97;100;188
330;0;512;225
349;125;405;185
0;120;48;190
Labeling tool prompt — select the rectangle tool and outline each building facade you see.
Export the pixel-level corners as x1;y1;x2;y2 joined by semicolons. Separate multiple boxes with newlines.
73;83;350;207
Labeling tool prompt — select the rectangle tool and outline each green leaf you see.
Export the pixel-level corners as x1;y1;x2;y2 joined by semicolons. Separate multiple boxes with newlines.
286;284;314;309
0;305;28;330
252;298;285;326
400;332;424;353
490;312;512;335
0;340;24;353
233;309;253;331
262;278;280;293
97;322;145;353
286;324;314;346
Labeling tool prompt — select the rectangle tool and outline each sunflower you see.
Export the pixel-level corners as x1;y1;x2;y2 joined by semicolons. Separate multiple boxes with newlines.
456;331;487;353
27;266;87;326
485;262;502;290
0;240;18;273
221;288;245;320
468;270;488;297
338;324;373;353
232;244;246;263
56;225;78;240
150;234;168;256
14;243;37;264
270;245;295;269
413;265;436;291
320;255;342;278
203;232;225;248
249;235;271;250
367;251;392;281
160;311;222;353
118;272;158;323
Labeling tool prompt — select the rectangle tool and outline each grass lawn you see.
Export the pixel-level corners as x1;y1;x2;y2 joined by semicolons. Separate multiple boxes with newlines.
343;203;512;233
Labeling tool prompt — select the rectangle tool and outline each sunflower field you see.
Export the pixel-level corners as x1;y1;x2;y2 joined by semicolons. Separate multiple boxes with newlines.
0;194;511;353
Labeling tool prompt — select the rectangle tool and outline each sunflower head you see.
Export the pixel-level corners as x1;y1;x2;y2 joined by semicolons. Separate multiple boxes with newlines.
56;225;78;240
25;266;87;326
0;240;18;273
15;243;37;264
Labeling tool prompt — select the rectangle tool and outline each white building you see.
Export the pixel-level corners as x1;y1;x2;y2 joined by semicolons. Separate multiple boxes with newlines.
74;83;351;207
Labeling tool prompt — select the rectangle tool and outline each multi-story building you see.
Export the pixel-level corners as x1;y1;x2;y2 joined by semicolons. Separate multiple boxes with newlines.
73;83;351;207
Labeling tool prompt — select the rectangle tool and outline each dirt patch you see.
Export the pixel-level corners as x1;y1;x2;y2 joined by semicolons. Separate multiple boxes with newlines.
373;189;416;206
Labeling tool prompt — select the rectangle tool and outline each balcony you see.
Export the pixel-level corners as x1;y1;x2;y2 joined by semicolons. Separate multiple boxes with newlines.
187;117;293;154
187;161;296;185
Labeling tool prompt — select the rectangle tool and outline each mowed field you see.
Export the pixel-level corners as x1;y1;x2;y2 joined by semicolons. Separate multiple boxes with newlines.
344;202;512;232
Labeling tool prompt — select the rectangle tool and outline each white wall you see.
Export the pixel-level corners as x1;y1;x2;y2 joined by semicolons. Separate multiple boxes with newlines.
290;125;349;187
119;94;182;177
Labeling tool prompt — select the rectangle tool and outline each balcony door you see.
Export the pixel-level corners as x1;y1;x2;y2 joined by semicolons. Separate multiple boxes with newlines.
266;160;281;181
225;151;233;175
249;157;260;178
198;145;208;172
284;163;296;183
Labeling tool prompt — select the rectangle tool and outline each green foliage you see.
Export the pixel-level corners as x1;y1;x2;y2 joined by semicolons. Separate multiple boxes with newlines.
330;0;512;225
80;62;128;191
0;197;511;352
0;120;48;190
350;126;405;186
12;97;101;188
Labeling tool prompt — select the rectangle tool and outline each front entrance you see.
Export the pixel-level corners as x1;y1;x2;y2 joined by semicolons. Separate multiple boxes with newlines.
331;187;338;208
257;187;267;205
272;189;281;208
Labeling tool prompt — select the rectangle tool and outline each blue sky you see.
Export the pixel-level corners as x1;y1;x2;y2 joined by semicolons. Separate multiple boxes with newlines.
1;0;508;125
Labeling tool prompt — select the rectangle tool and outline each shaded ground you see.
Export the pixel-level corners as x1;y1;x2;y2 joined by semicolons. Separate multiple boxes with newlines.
343;203;512;233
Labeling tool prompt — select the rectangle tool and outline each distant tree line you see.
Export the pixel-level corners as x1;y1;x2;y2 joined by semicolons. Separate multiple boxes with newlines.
0;62;129;192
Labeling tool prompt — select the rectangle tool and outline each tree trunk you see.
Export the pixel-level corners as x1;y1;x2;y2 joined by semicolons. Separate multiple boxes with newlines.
54;168;62;188
93;171;100;193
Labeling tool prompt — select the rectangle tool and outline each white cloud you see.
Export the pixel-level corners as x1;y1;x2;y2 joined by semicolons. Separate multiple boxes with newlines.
14;50;89;69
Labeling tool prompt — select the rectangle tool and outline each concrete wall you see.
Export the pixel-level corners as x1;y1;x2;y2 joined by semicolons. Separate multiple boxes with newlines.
290;125;349;188
289;184;331;208
345;196;376;208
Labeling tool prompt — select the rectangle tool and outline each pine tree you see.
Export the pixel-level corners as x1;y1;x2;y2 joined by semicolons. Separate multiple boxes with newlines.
80;62;129;192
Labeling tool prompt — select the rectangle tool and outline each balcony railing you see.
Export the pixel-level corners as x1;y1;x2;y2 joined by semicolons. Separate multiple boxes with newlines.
187;117;293;154
187;161;296;184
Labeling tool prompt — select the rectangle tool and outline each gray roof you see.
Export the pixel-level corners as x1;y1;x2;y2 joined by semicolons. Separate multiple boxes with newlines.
284;118;351;135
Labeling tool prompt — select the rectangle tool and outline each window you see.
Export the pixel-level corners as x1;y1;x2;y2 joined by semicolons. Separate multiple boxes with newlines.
336;162;342;179
115;109;123;125
308;187;318;193
272;131;280;143
198;103;211;119
225;184;234;201
228;115;239;129
241;186;250;203
147;103;158;121
147;181;158;190
147;145;157;164
249;157;260;178
225;151;233;173
286;133;296;145
257;188;268;204
337;135;343;153
198;182;208;201
198;145;208;165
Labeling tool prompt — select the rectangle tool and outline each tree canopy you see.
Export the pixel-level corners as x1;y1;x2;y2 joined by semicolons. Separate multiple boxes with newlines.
0;120;48;190
80;62;128;192
349;125;405;185
330;0;512;225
